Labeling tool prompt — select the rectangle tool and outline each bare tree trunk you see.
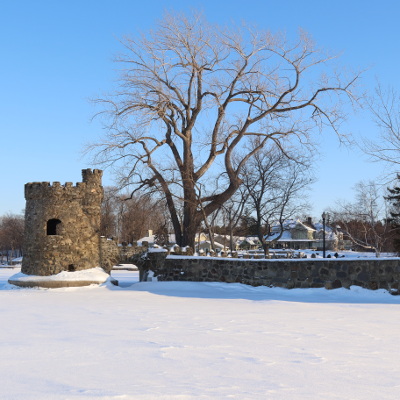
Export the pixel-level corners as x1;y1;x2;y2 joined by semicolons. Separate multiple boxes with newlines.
229;217;234;253
203;216;215;253
182;222;199;249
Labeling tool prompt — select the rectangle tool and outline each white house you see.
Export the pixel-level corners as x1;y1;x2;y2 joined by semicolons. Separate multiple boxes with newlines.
265;218;340;250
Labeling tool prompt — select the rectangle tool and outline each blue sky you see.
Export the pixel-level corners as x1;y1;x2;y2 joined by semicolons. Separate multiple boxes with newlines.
1;0;399;219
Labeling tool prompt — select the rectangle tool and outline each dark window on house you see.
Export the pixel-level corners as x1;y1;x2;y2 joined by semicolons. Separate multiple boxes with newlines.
47;219;62;235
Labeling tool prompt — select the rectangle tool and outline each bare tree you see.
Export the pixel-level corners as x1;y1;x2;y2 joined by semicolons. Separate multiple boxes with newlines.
386;175;400;253
219;187;250;252
154;220;170;246
363;84;400;178
241;144;313;256
100;187;167;242
329;181;390;257
100;186;119;238
117;194;167;243
198;186;249;252
91;11;360;248
0;213;24;263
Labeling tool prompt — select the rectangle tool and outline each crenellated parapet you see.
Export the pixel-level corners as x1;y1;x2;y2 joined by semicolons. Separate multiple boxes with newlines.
25;181;84;200
24;169;103;201
82;168;103;185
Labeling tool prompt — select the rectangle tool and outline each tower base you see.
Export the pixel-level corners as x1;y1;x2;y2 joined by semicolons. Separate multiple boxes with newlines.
8;267;118;288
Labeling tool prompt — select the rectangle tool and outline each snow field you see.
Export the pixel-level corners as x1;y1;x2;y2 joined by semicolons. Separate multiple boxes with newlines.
0;267;399;399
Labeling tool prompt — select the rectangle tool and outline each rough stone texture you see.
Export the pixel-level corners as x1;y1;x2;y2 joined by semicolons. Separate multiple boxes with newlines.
99;238;120;274
143;255;400;294
100;239;147;273
121;242;148;262
22;169;104;276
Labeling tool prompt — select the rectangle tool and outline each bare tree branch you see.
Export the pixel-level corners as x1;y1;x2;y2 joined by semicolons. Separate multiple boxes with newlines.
89;11;361;247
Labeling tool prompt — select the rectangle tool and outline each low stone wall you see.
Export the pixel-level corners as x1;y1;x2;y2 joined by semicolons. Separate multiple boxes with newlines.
100;239;148;274
143;254;400;293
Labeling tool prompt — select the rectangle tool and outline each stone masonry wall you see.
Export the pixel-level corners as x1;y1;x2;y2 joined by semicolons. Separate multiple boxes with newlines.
22;169;103;276
143;254;400;293
100;239;148;274
99;238;120;274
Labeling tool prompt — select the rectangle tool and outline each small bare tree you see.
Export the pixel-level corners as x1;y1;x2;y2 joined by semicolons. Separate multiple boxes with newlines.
386;175;400;253
118;195;167;243
241;144;313;256
100;186;119;238
100;187;167;242
329;181;390;257
0;213;25;263
91;11;360;248
220;188;250;252
363;84;400;178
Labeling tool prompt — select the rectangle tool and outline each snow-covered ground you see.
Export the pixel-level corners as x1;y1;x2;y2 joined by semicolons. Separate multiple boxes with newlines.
0;265;400;399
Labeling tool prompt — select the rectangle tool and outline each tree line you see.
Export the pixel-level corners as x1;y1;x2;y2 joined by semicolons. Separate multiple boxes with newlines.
0;213;24;263
1;176;400;261
100;176;400;258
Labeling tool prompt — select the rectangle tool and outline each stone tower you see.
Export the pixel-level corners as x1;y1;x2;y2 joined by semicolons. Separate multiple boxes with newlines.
21;169;104;276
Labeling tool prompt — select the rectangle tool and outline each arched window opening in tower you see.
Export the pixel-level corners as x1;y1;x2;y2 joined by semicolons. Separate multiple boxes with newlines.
47;219;62;235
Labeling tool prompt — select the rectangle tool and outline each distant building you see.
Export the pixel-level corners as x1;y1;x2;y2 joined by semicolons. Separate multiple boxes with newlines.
237;236;261;250
265;218;341;251
137;230;176;247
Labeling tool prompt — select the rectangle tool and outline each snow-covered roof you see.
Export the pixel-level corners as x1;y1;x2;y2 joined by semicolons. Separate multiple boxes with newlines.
240;237;260;245
137;233;176;245
265;219;339;242
197;240;225;249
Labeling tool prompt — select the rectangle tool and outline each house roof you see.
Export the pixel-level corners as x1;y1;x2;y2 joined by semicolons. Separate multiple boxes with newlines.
197;240;225;249
265;219;337;242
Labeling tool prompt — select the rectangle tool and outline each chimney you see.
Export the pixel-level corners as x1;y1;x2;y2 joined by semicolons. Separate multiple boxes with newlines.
148;229;153;237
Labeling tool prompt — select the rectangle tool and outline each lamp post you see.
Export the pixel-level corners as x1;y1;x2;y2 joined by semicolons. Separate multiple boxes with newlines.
322;212;326;258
